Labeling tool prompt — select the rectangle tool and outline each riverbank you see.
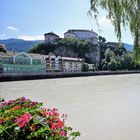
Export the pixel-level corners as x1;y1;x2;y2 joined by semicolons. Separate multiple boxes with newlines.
0;70;140;81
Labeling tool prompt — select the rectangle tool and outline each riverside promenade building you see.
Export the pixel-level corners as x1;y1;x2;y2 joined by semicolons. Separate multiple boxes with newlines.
45;53;83;72
0;52;46;73
0;51;84;74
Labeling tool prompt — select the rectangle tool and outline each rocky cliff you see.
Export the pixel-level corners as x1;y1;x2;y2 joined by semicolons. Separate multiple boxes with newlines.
29;38;100;65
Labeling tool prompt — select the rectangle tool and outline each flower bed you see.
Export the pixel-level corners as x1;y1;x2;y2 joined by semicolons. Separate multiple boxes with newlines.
0;97;80;140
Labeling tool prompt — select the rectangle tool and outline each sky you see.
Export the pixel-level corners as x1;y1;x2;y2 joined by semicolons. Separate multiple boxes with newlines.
0;0;133;44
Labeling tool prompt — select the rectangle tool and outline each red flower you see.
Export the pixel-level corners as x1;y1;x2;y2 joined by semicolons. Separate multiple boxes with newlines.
17;113;31;128
51;120;64;130
0;118;4;124
10;106;21;112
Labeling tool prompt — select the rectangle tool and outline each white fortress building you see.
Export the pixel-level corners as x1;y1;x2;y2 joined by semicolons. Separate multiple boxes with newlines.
44;32;59;43
64;29;98;45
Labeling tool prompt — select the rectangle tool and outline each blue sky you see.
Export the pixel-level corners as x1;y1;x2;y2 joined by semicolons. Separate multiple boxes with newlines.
0;0;133;44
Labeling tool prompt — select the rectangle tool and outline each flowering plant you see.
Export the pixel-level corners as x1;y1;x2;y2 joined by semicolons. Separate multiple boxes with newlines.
0;97;80;140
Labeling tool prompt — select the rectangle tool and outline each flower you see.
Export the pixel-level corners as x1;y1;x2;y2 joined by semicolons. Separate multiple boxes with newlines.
17;113;31;128
0;118;4;124
59;130;67;137
30;101;38;106
30;124;37;132
10;105;21;112
51;120;64;130
62;113;67;120
0;97;80;139
22;96;26;102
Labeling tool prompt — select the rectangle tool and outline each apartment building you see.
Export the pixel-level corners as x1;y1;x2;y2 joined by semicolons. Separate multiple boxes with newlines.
45;53;83;72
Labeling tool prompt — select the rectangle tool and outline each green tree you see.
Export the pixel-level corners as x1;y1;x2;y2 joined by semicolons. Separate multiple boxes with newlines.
0;44;7;53
104;48;116;62
92;64;96;71
108;59;117;71
89;0;140;63
82;64;89;72
29;38;97;64
120;53;134;70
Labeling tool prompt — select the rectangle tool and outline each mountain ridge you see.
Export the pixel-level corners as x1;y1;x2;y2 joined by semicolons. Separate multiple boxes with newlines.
0;38;43;52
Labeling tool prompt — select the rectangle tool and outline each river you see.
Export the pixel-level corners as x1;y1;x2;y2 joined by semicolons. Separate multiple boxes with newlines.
0;74;140;140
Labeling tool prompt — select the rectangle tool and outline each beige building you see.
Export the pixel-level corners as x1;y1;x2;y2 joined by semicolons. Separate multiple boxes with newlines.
44;53;83;72
62;57;83;72
64;29;100;67
45;53;62;72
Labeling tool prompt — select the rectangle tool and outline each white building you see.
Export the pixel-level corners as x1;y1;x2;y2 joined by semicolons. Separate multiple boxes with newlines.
62;57;83;72
45;53;83;72
45;53;62;72
64;29;100;67
44;32;59;43
64;29;98;45
87;64;95;71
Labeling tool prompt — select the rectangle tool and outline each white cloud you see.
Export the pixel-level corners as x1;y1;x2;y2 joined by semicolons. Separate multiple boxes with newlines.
18;35;44;40
0;34;6;39
7;26;19;31
98;16;112;26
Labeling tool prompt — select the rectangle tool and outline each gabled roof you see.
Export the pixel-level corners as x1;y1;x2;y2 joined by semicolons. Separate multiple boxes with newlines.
14;52;32;59
44;32;59;37
64;29;98;35
62;57;83;62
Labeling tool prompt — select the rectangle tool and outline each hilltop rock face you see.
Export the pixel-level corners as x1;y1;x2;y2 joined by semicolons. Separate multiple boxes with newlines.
28;38;100;66
54;45;100;65
85;46;100;65
54;46;78;58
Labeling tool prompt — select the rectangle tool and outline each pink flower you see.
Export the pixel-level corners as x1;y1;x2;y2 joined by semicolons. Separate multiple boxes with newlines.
6;100;14;105
51;120;64;130
30;101;38;106
0;118;4;124
59;130;66;137
62;113;67;120
51;123;57;130
52;110;59;116
17;113;31;128
57;121;64;128
22;96;26;102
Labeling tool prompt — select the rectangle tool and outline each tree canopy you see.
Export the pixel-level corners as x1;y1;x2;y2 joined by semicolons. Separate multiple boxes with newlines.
29;38;98;64
89;0;140;63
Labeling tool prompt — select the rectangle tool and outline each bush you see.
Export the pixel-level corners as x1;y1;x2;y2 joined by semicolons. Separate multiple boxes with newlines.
82;64;89;72
92;64;96;71
0;97;80;140
108;59;117;71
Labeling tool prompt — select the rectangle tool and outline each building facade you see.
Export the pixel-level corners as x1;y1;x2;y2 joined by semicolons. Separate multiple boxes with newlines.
44;32;59;43
0;52;46;73
64;29;100;67
64;29;98;45
44;53;83;72
62;57;83;72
